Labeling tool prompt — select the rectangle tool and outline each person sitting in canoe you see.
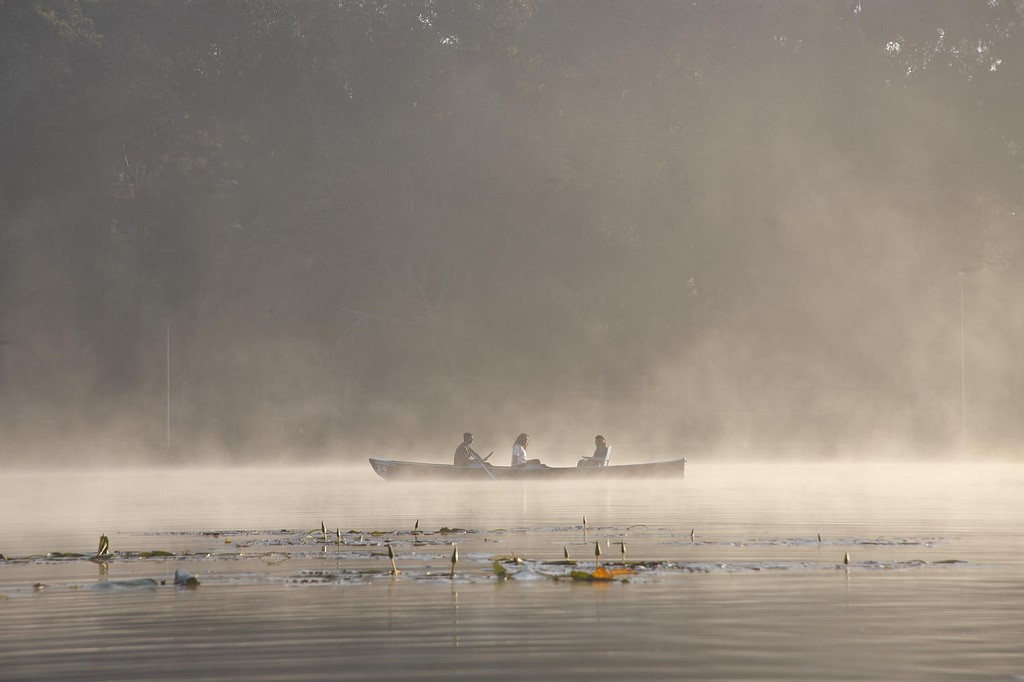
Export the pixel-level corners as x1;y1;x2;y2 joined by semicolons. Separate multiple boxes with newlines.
577;434;611;467
511;432;543;468
454;432;491;467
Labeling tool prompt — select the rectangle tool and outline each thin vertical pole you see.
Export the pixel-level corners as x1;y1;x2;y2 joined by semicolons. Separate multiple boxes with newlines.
956;272;969;454
166;324;171;450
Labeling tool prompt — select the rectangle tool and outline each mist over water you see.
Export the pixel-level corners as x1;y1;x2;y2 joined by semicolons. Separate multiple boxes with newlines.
3;458;1022;556
3;460;1024;680
2;3;1023;465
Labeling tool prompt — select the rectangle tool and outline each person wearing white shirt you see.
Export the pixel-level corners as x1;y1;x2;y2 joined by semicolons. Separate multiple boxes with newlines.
511;432;541;467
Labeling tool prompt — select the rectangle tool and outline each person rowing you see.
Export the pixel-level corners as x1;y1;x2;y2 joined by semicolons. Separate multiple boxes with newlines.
454;432;491;467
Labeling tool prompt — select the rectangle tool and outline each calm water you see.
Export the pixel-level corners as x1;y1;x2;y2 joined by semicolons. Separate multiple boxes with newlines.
2;459;1023;681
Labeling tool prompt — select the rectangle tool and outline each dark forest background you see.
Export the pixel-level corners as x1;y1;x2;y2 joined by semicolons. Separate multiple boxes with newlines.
2;0;1022;464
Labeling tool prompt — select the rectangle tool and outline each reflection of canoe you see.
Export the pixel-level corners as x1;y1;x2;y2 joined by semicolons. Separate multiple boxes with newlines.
368;457;686;481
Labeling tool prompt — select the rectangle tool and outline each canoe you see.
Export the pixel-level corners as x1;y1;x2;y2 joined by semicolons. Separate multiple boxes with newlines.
368;457;686;480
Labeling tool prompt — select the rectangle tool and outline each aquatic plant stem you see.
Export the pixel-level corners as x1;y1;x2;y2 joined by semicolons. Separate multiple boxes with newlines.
388;543;399;574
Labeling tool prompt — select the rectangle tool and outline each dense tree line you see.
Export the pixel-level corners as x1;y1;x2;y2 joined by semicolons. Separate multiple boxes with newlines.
1;1;1022;461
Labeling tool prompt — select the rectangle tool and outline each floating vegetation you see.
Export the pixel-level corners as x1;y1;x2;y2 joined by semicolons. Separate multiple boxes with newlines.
0;525;973;597
2;551;973;595
258;552;291;565
660;535;943;549
173;569;200;588
90;578;159;591
287;569;370;585
571;566;635;582
80;568;200;592
29;549;184;563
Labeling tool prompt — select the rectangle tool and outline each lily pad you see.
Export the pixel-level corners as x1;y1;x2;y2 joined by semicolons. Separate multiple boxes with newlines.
571;566;635;581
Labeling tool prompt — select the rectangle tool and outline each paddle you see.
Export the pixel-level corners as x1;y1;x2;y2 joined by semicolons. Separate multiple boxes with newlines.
470;450;496;480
